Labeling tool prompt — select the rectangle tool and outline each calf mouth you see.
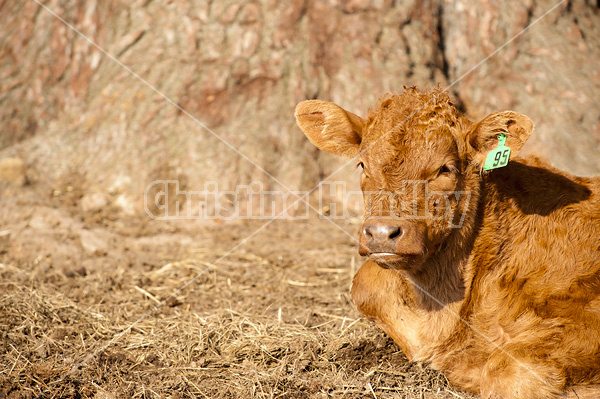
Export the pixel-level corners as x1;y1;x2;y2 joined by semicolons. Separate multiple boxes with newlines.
368;252;423;270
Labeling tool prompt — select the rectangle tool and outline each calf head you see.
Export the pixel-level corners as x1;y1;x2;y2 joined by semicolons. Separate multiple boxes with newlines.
295;87;533;272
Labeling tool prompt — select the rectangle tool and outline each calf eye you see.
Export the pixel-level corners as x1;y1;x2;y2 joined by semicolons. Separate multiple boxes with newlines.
357;161;369;183
436;164;457;178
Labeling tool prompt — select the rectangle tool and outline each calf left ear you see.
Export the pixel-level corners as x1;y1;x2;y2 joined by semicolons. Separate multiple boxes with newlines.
468;111;534;165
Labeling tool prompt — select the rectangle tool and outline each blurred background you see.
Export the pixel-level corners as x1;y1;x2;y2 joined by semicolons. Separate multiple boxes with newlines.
1;1;600;397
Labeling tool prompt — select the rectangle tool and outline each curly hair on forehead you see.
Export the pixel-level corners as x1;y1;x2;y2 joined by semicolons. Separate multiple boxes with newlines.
365;86;461;133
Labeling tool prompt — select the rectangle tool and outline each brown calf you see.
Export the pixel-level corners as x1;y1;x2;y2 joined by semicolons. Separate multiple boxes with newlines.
295;87;600;399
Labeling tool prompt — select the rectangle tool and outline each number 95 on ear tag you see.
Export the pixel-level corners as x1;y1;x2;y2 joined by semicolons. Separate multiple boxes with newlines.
483;134;511;171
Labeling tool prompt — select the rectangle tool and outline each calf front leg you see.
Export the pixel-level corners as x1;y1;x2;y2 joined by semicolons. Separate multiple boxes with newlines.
480;348;566;399
350;260;421;359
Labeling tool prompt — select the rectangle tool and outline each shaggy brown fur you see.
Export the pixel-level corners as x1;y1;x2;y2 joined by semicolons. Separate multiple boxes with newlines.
295;87;600;399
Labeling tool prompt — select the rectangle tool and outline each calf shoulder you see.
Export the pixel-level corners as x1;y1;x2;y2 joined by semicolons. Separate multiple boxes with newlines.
463;156;600;380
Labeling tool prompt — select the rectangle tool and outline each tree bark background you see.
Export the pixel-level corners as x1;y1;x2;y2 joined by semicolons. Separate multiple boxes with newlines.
1;0;599;212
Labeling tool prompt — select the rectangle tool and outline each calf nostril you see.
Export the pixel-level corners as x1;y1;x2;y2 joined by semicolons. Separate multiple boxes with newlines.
388;226;402;240
364;226;374;238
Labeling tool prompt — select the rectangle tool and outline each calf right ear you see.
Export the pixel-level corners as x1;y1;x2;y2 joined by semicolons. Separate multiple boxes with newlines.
295;100;365;158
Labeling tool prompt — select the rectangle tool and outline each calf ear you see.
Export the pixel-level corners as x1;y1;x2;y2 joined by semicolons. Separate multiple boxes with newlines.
295;100;365;158
468;111;534;165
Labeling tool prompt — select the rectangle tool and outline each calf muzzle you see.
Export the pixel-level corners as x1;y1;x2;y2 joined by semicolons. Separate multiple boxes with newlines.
358;219;428;270
362;224;403;254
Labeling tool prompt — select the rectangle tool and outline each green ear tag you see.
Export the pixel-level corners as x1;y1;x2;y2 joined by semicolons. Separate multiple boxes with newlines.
483;134;511;171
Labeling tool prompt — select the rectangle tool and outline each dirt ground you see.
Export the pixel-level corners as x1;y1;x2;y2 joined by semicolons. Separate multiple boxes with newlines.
0;176;477;399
